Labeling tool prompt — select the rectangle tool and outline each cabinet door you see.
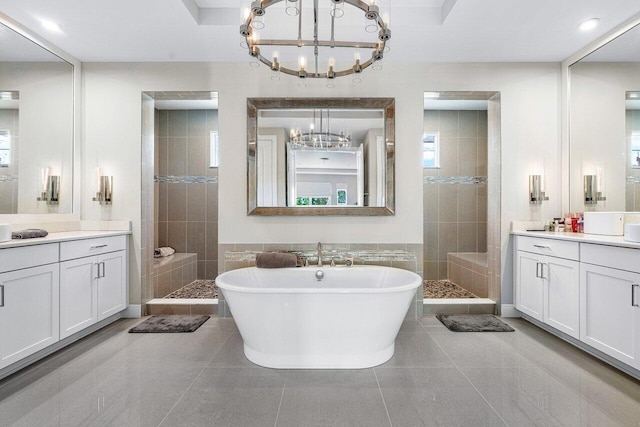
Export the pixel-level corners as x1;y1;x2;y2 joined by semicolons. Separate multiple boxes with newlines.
516;251;544;321
580;263;640;369
0;264;59;369
544;258;580;339
60;256;98;339
97;250;126;320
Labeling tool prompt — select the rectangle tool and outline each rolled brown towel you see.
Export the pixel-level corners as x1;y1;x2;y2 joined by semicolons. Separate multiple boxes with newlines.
12;229;48;239
255;252;299;268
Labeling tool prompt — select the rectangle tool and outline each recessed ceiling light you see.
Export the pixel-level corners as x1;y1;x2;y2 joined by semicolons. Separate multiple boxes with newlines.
40;19;62;33
424;92;440;99
579;18;600;31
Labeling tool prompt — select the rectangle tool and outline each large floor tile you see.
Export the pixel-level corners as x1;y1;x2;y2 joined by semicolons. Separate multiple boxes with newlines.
208;332;255;367
429;331;537;368
159;367;286;427
276;370;390;427
376;367;506;426
380;332;454;368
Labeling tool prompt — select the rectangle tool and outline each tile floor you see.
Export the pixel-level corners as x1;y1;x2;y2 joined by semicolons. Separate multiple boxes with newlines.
0;316;639;426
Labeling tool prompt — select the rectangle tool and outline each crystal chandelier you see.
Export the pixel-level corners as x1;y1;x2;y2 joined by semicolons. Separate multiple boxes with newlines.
240;0;391;79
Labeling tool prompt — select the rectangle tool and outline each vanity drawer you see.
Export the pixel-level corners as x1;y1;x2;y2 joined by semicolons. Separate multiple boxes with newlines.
60;235;126;261
581;243;640;273
516;236;579;261
0;243;59;273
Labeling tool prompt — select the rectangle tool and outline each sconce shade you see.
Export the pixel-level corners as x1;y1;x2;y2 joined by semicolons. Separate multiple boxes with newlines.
93;176;113;205
584;174;606;204
529;175;548;204
37;175;60;205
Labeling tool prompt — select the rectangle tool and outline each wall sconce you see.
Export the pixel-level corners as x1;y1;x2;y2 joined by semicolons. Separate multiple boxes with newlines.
584;174;606;204
36;167;60;205
529;175;549;204
92;169;113;205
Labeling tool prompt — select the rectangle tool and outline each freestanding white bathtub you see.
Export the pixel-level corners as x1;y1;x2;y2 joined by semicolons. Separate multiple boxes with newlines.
216;265;422;369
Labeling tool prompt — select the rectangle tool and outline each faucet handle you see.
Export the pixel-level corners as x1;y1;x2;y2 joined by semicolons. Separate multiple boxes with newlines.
304;258;309;267
330;257;336;267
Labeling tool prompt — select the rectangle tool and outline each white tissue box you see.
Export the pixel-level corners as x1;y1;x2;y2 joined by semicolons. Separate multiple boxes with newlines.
624;224;640;242
583;212;624;236
0;224;10;242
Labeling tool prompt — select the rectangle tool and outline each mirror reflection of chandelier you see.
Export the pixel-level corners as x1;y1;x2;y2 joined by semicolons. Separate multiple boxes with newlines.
290;109;352;149
240;0;391;79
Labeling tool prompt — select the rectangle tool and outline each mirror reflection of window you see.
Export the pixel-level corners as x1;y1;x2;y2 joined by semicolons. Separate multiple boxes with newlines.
0;130;10;167
423;131;439;168
209;130;219;168
632;131;640;168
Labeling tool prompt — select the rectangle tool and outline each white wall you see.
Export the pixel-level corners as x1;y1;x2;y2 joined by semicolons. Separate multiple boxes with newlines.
569;62;638;212
82;62;561;305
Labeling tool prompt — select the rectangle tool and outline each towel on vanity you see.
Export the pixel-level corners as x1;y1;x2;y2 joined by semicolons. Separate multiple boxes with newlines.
255;252;299;268
11;229;48;239
154;247;176;258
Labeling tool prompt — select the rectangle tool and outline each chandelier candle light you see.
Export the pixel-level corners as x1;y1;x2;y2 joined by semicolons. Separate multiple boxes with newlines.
241;0;391;79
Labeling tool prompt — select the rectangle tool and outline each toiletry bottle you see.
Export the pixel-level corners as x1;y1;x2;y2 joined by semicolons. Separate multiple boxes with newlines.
578;215;584;233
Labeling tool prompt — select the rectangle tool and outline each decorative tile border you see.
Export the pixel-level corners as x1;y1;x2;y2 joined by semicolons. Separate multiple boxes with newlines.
225;249;417;264
627;176;640;184
424;176;487;184
0;175;17;182
154;175;218;184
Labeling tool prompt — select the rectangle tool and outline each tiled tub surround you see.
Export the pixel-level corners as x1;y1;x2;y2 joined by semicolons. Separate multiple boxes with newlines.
423;110;488;281
447;252;488;297
218;243;423;318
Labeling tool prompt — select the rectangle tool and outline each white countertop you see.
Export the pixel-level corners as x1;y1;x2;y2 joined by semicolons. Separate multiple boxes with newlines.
0;230;131;249
512;230;640;250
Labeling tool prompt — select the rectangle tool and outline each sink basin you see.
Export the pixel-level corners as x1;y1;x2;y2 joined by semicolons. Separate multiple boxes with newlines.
583;212;624;236
624;224;640;242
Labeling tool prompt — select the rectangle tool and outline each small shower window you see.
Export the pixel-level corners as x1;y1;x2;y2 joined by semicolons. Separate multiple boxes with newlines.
632;131;640;168
209;131;219;168
423;131;439;168
0;130;10;167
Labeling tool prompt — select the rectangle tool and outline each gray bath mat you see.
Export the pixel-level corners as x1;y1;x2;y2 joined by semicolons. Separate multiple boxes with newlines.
436;314;514;332
129;315;209;333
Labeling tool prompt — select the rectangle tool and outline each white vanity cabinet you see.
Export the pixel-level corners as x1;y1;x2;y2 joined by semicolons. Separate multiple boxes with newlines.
515;236;580;339
0;244;60;370
59;236;127;339
579;244;640;369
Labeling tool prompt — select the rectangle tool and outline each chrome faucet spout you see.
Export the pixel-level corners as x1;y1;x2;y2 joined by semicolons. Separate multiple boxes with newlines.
317;242;323;266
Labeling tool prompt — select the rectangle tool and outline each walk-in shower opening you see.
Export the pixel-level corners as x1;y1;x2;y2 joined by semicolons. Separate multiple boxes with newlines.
422;91;500;311
141;91;219;315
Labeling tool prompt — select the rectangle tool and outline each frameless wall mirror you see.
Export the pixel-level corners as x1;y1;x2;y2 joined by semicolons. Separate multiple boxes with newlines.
568;21;640;212
0;17;74;214
247;98;395;216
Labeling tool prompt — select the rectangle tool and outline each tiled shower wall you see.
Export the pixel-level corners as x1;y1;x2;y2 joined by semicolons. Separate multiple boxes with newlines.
0;109;19;214
625;110;640;210
155;109;219;281
423;110;488;280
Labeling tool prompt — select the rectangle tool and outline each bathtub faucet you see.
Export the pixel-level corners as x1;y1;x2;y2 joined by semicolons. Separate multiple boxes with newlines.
317;242;323;266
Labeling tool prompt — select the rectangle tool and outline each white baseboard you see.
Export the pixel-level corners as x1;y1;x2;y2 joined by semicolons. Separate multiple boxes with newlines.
500;304;521;318
122;304;142;318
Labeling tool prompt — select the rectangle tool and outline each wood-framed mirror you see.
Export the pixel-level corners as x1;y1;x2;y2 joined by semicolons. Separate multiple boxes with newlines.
247;97;395;216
